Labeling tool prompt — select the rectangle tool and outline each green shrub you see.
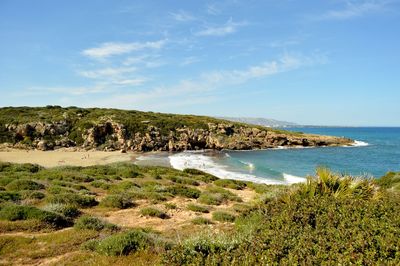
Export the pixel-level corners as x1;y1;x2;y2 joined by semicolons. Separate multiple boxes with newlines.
212;211;236;223
90;229;156;256
191;217;213;225
187;203;209;213
165;176;199;186
100;194;134;209
0;177;15;186
21;191;46;200
0;204;70;228
214;179;246;190
47;193;97;207
140;207;169;219
74;215;118;231
6;179;44;191
377;172;400;190
90;180;111;190
0;191;21;202
183;169;219;183
198;193;223;205
166;185;201;199
43;203;81;219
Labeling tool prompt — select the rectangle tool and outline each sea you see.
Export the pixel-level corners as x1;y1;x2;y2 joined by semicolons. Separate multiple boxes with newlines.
164;127;400;184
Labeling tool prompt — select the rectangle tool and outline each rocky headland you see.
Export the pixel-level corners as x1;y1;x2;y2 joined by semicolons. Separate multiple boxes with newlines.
0;106;354;152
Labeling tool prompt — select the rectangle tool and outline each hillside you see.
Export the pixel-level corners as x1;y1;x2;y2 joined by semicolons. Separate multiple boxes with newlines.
0;106;353;152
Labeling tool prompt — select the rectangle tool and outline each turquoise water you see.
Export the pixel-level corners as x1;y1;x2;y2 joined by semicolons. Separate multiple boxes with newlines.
220;127;400;181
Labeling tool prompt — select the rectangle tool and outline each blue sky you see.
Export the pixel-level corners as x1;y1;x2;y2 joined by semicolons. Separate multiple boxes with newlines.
0;0;399;126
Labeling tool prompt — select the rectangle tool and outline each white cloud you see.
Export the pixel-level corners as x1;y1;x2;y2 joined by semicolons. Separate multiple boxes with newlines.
77;67;136;79
113;78;147;86
170;10;195;22
82;40;166;59
316;1;387;20
21;85;108;96
195;19;246;37
92;53;325;109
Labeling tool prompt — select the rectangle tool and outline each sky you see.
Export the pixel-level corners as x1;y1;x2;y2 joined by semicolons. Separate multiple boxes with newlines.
0;0;399;126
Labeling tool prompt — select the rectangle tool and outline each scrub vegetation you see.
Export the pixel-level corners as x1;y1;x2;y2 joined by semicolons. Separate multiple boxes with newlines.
0;162;399;265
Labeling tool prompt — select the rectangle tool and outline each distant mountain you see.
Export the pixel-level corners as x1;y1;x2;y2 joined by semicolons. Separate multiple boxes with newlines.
217;117;298;128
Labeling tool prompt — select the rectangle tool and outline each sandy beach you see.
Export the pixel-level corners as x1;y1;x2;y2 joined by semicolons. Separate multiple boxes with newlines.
0;148;136;167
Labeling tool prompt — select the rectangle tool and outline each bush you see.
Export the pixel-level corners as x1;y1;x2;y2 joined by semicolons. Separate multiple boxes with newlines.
377;172;400;190
212;211;236;223
165;176;199;186
74;215;118;231
0;204;70;228
91;180;111;190
89;229;156;256
140;207;169;219
191;217;213;225
186;203;209;213
46;193;97;207
183;169;219;183
198;193;223;205
164;203;177;209
166;185;201;199
214;179;246;190
0;191;21;202
100;194;134;209
43;203;81;219
6;179;44;191
21;191;45;200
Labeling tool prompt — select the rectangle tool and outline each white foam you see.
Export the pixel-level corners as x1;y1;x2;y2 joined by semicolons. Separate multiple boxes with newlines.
283;173;306;184
352;140;369;147
169;152;297;185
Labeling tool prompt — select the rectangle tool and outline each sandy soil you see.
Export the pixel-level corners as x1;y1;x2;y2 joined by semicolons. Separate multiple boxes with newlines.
0;148;137;167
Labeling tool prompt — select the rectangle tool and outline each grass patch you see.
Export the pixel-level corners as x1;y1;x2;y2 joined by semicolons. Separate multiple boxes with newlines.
166;185;201;199
140;207;169;219
46;193;97;207
6;179;44;191
100;194;134;209
212;211;236;223
191;217;213;225
74;215;118;231
214;179;246;190
186;203;209;213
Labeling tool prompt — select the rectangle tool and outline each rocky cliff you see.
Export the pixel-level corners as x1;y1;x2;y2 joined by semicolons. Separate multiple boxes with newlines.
0;108;353;151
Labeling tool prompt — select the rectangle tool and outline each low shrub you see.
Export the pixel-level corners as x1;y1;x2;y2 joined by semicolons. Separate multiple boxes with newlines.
87;229;156;256
100;194;134;209
166;185;201;199
164;203;177;209
377;171;400;190
90;180;111;190
165;176;199;186
43;203;81;219
191;217;213;225
186;203;209;213
198;193;223;205
0;191;21;202
183;168;219;183
214;179;246;190
6;179;44;191
212;211;236;223
0;204;70;228
46;193;97;208
74;215;118;231
140;207;169;219
21;191;46;200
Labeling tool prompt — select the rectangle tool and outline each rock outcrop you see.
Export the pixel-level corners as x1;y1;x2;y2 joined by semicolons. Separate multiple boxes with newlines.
3;119;354;152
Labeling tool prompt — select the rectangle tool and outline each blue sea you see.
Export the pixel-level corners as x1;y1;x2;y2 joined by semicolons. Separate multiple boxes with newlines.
168;127;400;184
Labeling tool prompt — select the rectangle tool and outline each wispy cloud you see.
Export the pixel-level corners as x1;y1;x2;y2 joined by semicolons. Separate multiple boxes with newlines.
19;85;108;96
315;1;388;21
206;4;220;15
195;19;246;37
82;40;166;59
77;67;136;79
170;10;195;22
92;53;325;110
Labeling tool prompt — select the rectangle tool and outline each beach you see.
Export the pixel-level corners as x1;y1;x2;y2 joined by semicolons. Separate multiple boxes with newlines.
0;148;135;167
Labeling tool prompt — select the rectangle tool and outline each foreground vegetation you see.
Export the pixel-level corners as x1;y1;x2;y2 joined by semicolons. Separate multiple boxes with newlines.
0;162;399;265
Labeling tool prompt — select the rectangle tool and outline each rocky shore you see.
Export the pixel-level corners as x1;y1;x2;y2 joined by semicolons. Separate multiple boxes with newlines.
2;119;354;152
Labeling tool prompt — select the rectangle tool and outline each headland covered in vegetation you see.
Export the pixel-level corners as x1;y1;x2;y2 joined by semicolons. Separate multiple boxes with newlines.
0;162;399;265
0;106;353;152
